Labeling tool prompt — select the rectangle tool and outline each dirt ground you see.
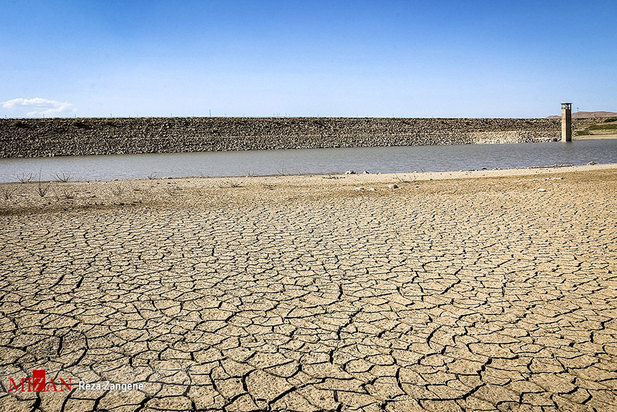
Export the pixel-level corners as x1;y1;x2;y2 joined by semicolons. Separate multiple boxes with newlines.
1;164;616;411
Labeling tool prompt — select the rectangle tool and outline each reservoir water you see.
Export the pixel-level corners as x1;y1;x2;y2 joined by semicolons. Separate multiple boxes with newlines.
0;139;616;183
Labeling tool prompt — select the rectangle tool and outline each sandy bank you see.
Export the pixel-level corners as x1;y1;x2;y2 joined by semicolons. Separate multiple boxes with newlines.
1;163;616;215
574;133;617;140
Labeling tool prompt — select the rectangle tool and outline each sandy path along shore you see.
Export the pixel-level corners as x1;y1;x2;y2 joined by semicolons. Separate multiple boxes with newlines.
1;163;616;215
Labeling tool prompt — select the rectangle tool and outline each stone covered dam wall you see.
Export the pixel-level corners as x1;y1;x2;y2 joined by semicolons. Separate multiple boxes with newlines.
0;117;572;158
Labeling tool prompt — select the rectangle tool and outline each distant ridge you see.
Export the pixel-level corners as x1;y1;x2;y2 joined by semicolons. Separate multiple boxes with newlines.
547;111;617;119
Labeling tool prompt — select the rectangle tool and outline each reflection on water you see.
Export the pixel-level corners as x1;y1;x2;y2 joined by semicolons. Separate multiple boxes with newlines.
0;139;616;182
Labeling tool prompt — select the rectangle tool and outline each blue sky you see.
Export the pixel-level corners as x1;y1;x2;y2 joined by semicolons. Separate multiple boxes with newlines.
1;0;615;118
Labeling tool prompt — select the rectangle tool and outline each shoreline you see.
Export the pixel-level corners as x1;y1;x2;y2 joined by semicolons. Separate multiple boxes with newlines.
574;133;617;140
2;161;616;183
1;162;616;215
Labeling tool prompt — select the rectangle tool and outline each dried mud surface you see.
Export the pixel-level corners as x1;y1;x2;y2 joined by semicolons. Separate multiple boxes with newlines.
1;166;616;411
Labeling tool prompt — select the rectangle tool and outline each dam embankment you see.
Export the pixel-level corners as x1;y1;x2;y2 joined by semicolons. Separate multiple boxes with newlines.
0;117;583;158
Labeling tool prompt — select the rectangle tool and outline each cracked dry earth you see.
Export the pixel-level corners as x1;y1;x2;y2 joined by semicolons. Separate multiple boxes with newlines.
1;170;617;411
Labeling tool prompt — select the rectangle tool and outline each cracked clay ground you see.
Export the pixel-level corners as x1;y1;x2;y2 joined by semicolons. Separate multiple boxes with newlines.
1;168;616;411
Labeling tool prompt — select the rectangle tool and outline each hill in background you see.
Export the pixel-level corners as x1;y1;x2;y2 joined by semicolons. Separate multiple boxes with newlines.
547;111;617;119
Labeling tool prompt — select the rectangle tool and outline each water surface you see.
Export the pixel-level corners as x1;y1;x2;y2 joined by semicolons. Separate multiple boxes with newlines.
0;139;615;183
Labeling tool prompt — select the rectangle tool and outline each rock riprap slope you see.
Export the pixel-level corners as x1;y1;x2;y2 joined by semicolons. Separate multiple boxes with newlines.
0;117;568;158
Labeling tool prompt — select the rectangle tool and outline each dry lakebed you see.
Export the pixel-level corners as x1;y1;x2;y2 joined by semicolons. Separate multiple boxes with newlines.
1;164;616;411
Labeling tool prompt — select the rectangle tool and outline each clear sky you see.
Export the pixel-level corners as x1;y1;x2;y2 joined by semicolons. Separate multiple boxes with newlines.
1;0;615;118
